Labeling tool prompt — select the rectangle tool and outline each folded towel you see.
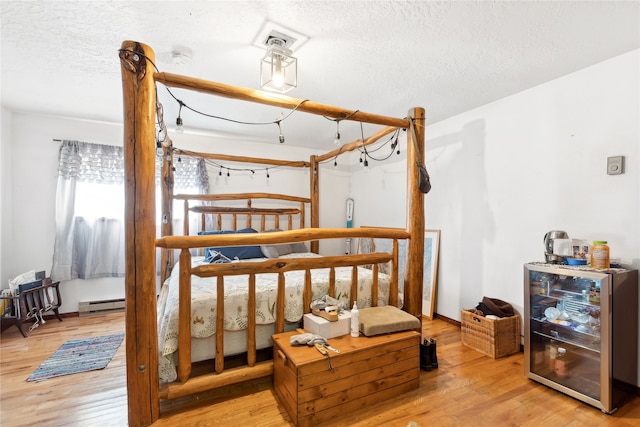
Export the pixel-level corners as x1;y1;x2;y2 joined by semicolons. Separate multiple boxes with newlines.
477;297;514;318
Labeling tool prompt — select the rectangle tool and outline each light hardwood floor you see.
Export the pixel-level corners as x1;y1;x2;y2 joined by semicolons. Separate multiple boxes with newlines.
1;311;639;426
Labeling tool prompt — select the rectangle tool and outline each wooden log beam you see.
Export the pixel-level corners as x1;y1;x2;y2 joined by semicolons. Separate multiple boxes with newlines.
158;361;274;400
156;227;410;249
405;108;426;318
188;206;300;215
390;239;399;307
174;149;310;169
160;145;173;284
350;266;358;305
119;40;159;426
372;263;379;307
215;276;225;373
303;270;312;314
310;156;320;253
329;268;336;298
247;275;257;366
192;252;393;277
173;192;310;203
315;126;398;163
154;72;410;129
276;273;285;333
177;249;192;383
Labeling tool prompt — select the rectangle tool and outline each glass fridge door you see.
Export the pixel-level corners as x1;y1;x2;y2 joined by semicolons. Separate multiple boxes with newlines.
525;264;609;405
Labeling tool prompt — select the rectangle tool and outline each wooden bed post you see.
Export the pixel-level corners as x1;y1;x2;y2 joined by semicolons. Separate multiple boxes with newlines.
310;155;320;253
160;145;174;284
405;107;426;318
119;41;160;426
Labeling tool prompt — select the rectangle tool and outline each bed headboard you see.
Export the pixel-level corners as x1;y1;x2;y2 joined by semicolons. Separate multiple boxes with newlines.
174;192;310;235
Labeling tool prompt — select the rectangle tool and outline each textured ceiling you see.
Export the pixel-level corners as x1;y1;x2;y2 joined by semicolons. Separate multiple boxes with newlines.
2;1;639;149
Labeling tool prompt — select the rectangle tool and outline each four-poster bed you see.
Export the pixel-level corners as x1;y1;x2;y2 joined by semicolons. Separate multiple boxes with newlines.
119;40;425;426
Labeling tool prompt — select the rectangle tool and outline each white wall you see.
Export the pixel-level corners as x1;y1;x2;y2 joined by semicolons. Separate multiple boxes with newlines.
428;49;639;319
3;114;126;312
2;114;349;312
352;49;640;383
0;108;12;285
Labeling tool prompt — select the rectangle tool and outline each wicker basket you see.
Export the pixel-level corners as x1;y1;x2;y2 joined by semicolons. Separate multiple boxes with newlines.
461;309;521;358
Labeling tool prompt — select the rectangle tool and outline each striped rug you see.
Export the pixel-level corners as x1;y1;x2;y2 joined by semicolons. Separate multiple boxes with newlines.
27;333;124;382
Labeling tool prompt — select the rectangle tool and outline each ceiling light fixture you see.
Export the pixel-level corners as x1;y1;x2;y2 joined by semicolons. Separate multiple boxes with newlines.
260;32;297;93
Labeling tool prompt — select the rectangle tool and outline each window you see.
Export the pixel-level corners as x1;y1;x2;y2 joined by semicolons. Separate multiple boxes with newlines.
51;140;208;281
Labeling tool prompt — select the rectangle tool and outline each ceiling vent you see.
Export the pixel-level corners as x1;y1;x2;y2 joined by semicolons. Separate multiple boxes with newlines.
252;21;308;52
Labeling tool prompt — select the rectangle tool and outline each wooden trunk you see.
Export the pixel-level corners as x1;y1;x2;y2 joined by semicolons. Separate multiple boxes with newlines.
272;330;420;426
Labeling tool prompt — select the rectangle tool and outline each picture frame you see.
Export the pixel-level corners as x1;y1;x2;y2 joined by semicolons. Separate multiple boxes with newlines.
422;229;441;320
357;228;439;318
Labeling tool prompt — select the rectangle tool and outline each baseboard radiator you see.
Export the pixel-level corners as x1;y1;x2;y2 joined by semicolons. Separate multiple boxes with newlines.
78;298;125;316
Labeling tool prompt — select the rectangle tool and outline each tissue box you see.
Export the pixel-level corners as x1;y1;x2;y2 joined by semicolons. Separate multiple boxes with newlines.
303;311;351;339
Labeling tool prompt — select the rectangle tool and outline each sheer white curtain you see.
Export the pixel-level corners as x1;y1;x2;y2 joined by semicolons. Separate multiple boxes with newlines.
51;140;208;281
51;141;125;280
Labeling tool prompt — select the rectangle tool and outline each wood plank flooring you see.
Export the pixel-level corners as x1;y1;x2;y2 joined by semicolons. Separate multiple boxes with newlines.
1;311;639;426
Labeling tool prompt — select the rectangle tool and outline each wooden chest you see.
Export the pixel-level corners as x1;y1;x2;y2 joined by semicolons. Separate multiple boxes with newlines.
272;330;420;426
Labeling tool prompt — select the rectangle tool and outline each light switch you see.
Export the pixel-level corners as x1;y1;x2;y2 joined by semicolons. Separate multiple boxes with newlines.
607;156;624;175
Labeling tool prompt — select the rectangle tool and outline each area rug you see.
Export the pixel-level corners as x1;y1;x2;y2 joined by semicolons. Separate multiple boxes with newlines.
27;333;124;382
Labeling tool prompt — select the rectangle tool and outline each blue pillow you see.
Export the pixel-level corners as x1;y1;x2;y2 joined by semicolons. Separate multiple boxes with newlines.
199;228;264;261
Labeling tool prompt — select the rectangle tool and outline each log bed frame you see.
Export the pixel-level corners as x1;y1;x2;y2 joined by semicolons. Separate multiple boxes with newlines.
119;40;425;426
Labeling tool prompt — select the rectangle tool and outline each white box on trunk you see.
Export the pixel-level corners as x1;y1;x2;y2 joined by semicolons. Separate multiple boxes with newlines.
303;311;351;339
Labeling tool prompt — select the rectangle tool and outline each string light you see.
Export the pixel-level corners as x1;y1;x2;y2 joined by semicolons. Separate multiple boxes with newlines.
276;114;285;143
391;135;400;155
132;49;410;167
162;114;403;182
323;111;359;147
164;129;401;187
163;85;309;145
122;50;317;148
174;147;306;180
351;124;403;173
175;100;184;134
